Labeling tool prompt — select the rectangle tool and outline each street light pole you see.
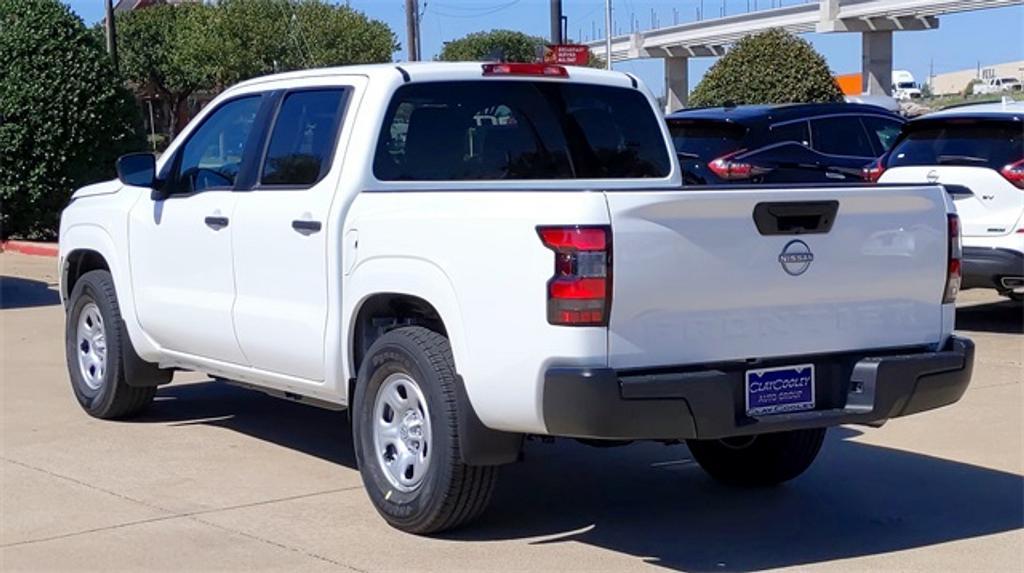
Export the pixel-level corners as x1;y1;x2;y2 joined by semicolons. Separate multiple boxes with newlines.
405;0;420;61
550;0;563;44
605;0;612;70
104;0;118;70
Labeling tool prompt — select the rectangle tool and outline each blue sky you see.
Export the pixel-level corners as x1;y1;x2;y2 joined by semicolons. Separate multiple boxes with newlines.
65;0;1023;94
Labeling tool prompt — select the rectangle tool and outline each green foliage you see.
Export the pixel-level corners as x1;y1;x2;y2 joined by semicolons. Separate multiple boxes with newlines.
0;0;143;239
118;2;210;136
171;0;398;90
117;0;396;137
438;29;545;63
689;29;843;107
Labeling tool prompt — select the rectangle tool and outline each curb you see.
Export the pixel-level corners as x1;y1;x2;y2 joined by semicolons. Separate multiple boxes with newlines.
1;241;59;258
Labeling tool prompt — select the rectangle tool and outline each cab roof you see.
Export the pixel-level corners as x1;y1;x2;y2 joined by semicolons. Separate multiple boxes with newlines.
230;61;638;91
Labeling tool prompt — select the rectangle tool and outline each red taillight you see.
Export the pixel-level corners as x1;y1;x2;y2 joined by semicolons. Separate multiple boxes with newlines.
863;157;887;183
538;226;610;326
707;149;765;180
1000;158;1024;189
482;63;569;78
944;214;962;304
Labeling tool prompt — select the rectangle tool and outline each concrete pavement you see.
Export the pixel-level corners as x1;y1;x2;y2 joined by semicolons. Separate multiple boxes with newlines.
1;252;1021;571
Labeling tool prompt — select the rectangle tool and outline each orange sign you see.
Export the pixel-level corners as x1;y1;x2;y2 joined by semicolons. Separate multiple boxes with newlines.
543;44;590;66
835;73;862;95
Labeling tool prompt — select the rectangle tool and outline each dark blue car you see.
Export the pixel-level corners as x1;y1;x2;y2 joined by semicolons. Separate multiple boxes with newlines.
666;103;904;185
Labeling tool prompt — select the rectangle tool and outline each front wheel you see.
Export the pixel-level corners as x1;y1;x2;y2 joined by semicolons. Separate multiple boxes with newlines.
687;428;826;486
353;326;497;534
65;270;156;419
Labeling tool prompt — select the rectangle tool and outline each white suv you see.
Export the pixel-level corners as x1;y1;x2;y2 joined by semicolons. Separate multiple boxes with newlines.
873;100;1024;300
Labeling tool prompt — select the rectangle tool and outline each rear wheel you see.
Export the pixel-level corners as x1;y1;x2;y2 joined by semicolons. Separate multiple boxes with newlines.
65;270;156;419
687;428;826;486
353;326;497;534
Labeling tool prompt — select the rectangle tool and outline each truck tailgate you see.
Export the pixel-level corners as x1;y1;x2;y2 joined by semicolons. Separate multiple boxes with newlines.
604;185;950;369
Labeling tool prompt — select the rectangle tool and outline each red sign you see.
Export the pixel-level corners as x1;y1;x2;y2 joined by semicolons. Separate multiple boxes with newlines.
543;44;590;66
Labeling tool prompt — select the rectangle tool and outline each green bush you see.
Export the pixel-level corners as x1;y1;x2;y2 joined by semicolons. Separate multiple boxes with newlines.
689;29;843;107
0;0;143;239
438;29;546;63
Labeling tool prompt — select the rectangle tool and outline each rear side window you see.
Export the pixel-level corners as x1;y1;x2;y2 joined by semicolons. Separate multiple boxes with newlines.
768;121;810;146
374;81;671;181
888;120;1024;169
261;89;348;186
667;120;746;160
810;116;875;157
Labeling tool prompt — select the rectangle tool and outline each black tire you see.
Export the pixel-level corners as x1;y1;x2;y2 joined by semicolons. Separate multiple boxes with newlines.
65;270;156;419
687;428;826;486
353;326;497;534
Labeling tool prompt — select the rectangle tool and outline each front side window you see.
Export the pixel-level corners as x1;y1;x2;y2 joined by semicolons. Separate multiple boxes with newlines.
176;96;261;193
810;116;875;157
861;116;903;155
261;89;348;187
374;81;671;181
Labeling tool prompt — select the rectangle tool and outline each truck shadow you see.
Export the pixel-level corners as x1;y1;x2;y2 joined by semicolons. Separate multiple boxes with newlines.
143;381;1022;571
955;299;1023;335
0;276;60;309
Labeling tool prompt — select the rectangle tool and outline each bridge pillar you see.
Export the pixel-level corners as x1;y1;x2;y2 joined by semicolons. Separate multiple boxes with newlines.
665;56;689;113
861;30;893;96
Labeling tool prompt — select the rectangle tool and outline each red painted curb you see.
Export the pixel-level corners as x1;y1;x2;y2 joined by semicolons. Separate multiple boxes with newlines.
1;241;59;257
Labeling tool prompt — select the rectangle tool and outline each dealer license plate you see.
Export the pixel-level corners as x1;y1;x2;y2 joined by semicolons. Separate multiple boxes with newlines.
745;364;815;416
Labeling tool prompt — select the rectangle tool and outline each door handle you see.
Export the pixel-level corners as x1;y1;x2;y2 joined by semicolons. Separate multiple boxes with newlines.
291;220;322;235
204;216;229;230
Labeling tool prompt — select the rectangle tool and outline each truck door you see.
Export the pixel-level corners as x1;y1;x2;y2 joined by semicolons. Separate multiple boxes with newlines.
128;95;264;365
230;80;361;381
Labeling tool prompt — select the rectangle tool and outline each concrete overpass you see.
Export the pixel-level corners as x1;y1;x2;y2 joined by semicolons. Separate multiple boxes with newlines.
586;0;1023;111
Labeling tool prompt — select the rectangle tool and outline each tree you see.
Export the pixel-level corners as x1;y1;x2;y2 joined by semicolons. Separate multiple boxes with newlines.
118;0;397;137
117;2;212;137
439;29;545;63
174;0;398;90
0;0;143;239
689;29;843;107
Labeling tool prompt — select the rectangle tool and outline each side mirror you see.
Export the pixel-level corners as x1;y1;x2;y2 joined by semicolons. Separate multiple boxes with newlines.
115;153;157;188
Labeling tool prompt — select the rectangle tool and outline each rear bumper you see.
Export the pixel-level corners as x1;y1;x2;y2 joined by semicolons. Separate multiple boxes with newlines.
542;336;974;440
962;247;1024;292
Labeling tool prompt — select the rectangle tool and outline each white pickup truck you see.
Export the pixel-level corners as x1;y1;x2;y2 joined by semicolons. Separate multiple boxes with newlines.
59;62;974;534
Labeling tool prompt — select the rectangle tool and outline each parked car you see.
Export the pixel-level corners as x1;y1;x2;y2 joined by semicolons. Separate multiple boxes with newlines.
870;100;1024;301
666;103;904;185
973;77;1023;95
59;62;973;534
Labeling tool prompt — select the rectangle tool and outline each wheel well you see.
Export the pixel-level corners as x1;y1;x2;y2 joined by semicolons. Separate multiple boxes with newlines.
64;250;110;299
351;293;447;379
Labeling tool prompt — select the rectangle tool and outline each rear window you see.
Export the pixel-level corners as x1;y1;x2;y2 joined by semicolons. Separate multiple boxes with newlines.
888;120;1024;169
374;81;671;181
667;120;746;160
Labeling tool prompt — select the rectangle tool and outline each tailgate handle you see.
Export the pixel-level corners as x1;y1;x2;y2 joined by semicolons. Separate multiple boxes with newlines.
753;201;838;236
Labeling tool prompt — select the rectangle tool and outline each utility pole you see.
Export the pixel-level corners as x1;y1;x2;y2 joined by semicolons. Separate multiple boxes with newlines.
550;0;563;44
405;0;420;61
104;0;118;70
604;0;612;70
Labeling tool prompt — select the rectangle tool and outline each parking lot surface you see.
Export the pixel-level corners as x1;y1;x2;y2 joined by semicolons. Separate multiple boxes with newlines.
1;251;1021;572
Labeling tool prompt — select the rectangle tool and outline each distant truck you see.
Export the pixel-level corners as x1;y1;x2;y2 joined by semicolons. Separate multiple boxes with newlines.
892;70;922;101
973;76;1023;95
